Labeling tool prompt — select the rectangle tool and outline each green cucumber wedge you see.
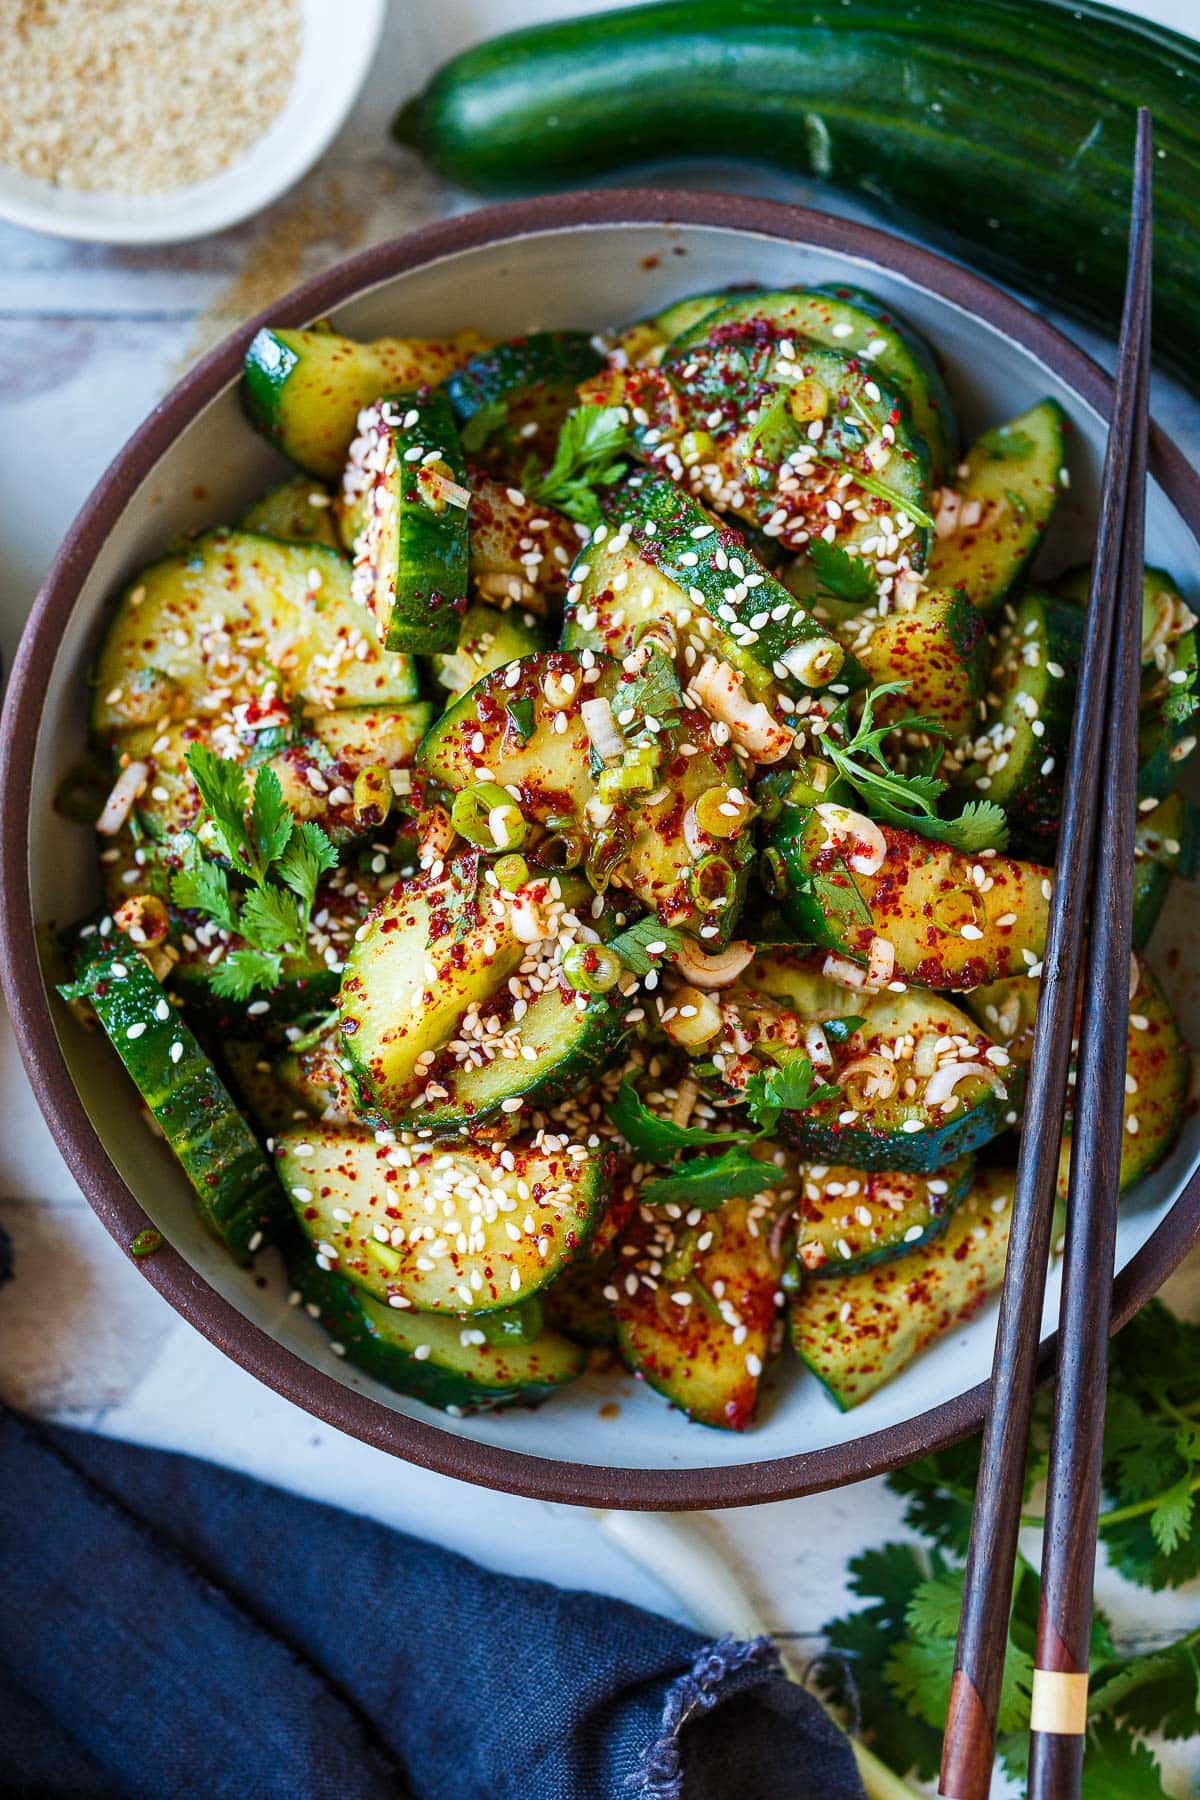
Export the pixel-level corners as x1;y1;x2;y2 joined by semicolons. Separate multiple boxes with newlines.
948;590;1083;858
288;1248;585;1411
790;1165;1017;1411
278;1122;606;1313
445;331;604;475
90;530;419;739
768;803;1051;987
240;476;342;550
926;401;1066;615
846;587;988;738
242;324;488;481
1130;792;1199;951
614;1193;785;1430
664;285;956;480
343;390;469;654
61;931;287;1262
788;1156;974;1276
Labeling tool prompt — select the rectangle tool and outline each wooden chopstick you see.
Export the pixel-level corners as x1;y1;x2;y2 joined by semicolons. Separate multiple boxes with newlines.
1026;122;1153;1798
938;107;1155;1800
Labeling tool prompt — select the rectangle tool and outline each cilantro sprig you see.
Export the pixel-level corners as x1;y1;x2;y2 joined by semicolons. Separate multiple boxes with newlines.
171;746;337;1000
525;405;633;526
808;537;879;608
823;681;1010;854
819;1297;1200;1794
612;1051;840;1207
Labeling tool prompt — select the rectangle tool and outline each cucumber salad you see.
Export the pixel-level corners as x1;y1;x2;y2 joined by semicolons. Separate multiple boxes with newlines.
59;288;1196;1431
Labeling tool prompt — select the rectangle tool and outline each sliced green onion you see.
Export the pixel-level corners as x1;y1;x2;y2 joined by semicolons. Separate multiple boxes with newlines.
451;782;526;850
585;821;632;893
535;829;585;871
598;762;655;801
352;765;393;831
494;853;530;891
561;942;623;994
689;852;737;914
786;757;839;807
760;846;789;899
693;785;755;839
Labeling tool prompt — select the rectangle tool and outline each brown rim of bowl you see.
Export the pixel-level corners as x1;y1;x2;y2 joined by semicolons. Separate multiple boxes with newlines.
2;189;1198;1510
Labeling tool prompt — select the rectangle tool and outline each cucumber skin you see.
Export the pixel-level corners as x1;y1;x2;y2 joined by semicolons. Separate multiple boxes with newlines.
62;933;287;1262
394;0;1200;391
778;1077;1022;1177
286;1247;585;1410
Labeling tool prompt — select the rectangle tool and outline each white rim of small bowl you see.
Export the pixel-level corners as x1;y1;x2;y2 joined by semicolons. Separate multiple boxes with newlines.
0;0;386;245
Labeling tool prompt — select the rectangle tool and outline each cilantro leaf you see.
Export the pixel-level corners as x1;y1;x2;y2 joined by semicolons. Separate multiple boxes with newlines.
742;1056;839;1134
170;855;239;936
247;763;293;875
1149;1474;1195;1557
1089;1628;1200;1743
808;537;878;607
238;885;305;955
275;820;337;918
460;397;509;454
619;647;682;726
184;745;252;871
818;1543;944;1780
611;915;684;976
639;1144;786;1210
823;1013;866;1045
822;682;1009;853
527;405;632;526
1080;1720;1171;1799
209;947;285;1000
609;1077;749;1163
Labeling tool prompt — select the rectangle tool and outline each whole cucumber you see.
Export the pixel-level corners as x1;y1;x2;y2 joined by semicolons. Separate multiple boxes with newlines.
394;0;1200;383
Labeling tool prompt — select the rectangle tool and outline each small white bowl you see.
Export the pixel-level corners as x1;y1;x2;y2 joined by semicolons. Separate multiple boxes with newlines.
0;0;385;245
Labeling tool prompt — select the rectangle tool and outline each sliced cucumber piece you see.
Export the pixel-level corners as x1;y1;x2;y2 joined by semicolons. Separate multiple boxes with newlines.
948;591;1083;857
718;958;1020;1171
279;1122;606;1313
1130;792;1199;951
468;471;582;612
846;587;989;737
445;331;604;476
417;650;755;942
339;855;526;1125
240;476;342;549
242;324;487;481
614;1193;785;1430
288;1248;585;1411
273;1031;356;1125
222;1041;299;1137
789;1156;974;1275
1138;628;1198;799
965;965;1188;1199
343;390;469;654
665;286;955;479
564;475;843;697
768;802;1051;987
113;702;430;847
644;321;932;569
433;599;547;704
91;531;419;740
790;1166;1016;1411
61;931;286;1262
926;400;1066;614
607;289;756;370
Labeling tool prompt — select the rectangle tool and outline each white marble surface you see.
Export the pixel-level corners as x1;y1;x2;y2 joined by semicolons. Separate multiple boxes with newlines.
2;3;1199;1794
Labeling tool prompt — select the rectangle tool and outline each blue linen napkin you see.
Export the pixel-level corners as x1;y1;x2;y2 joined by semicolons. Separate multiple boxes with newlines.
0;1405;865;1799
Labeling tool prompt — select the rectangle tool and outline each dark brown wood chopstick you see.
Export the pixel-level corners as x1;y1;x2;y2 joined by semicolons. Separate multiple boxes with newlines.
1026;122;1153;1799
938;106;1155;1800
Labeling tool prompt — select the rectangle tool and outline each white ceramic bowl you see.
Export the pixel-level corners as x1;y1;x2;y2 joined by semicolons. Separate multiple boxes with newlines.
0;0;385;245
3;193;1198;1507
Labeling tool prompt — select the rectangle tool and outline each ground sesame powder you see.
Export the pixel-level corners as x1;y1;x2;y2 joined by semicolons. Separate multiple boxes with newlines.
0;0;300;194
